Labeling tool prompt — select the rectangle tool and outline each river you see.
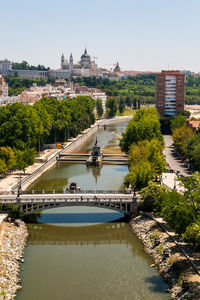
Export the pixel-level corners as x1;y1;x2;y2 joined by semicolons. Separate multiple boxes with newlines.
17;121;169;300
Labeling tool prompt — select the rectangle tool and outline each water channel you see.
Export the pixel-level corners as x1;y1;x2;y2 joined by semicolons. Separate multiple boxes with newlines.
17;121;169;300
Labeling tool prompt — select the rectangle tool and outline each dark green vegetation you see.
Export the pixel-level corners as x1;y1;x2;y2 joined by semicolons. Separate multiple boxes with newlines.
120;108;166;189
4;76;55;96
140;172;200;248
74;75;156;105
12;61;49;71
96;98;103;118
74;74;200;105
0;96;95;175
171;115;200;171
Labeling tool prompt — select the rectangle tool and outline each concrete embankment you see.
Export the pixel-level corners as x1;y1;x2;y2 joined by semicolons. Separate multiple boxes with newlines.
130;214;200;299
0;217;28;300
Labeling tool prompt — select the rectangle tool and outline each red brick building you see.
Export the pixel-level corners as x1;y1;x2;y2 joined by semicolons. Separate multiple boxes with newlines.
156;70;185;116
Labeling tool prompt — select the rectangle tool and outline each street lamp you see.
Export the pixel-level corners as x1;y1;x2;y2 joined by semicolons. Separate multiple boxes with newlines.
173;176;177;191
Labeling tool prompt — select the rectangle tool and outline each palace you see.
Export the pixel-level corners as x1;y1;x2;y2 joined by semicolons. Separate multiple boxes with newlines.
58;48;102;78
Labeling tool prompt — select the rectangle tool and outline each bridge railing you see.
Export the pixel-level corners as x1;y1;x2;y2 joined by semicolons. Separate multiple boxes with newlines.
18;189;132;195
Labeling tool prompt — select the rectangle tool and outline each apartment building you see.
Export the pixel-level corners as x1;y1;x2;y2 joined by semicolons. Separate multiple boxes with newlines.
156;70;185;116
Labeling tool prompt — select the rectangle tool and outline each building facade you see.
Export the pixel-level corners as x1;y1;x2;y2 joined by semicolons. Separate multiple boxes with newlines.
156;70;185;116
0;76;8;97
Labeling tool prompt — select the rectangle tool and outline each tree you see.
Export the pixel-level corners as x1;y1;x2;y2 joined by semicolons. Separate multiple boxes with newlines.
0;147;16;170
106;98;117;117
118;97;125;114
183;221;200;248
128;139;166;189
96;98;103;118
172;126;194;155
171;115;187;132
120;108;163;153
140;182;168;211
15;148;35;174
0;159;7;176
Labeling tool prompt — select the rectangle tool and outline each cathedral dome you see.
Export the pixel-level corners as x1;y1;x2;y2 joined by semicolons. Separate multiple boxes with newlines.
81;48;90;59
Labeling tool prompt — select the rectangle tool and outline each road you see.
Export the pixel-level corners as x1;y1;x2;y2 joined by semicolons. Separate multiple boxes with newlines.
162;135;189;193
163;135;189;177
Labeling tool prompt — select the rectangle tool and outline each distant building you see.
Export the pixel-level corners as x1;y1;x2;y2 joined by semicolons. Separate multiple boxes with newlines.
156;70;185;117
114;62;121;73
0;76;8;97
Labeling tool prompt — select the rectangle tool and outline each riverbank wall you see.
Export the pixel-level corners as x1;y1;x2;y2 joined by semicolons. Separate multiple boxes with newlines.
0;219;28;300
12;116;132;191
130;214;200;299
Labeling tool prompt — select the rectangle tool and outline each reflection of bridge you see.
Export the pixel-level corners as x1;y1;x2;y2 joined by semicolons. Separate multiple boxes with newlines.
27;221;130;245
0;191;138;216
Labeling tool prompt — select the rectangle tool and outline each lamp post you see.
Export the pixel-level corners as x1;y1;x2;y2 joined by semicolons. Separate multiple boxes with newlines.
173;176;177;191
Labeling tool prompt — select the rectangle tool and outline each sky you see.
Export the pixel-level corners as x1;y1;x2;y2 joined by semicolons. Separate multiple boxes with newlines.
1;0;200;72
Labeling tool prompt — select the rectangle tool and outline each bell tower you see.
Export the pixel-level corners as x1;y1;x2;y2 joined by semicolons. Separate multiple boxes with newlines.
61;54;65;69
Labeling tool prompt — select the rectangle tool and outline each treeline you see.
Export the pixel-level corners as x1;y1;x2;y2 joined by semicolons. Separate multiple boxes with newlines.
0;96;95;175
12;61;49;71
120;108;166;189
4;76;55;96
74;74;200;105
74;75;156;105
140;172;200;248
171;115;200;170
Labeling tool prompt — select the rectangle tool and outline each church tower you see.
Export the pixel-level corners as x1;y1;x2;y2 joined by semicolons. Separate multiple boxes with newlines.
61;54;65;69
69;53;74;75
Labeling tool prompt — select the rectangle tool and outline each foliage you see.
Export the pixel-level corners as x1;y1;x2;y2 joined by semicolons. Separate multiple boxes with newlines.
120;107;163;153
0;147;15;170
160;116;172;135
172;126;194;155
140;182;168;211
0;96;95;175
96;98;103;118
7;205;23;221
4;76;54;96
171;115;187;132
12;61;49;71
183;221;200;248
160;191;195;234
106;97;117;117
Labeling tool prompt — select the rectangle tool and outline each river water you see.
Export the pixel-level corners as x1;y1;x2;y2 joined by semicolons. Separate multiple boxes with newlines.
17;121;169;300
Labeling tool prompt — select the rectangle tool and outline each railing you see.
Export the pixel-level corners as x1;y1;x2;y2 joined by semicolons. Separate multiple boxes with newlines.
0;189;134;195
21;189;132;195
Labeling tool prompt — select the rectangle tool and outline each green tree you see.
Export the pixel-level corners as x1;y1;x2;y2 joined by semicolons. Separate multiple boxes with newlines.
118;97;125;114
171;115;187;132
0;147;16;170
172;126;194;155
120;108;163;153
106;98;117;117
96;98;103;118
0;159;7;175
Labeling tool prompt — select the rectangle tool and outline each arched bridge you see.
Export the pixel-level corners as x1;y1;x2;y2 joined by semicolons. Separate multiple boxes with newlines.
0;190;139;216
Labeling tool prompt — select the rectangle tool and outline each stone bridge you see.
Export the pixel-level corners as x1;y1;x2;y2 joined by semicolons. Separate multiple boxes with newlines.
0;191;138;216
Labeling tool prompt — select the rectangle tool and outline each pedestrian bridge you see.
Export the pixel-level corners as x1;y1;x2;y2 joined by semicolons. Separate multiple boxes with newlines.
0;190;138;216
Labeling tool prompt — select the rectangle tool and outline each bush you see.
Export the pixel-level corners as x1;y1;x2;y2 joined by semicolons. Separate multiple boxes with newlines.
183;222;200;248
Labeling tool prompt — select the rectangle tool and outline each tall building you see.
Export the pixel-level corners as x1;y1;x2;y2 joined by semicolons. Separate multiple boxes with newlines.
156;70;185;116
0;76;8;97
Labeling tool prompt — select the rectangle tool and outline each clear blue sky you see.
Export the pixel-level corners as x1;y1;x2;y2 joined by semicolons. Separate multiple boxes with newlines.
1;0;200;72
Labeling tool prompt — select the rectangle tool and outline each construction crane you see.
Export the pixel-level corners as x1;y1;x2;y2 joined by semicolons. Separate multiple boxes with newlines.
105;63;117;71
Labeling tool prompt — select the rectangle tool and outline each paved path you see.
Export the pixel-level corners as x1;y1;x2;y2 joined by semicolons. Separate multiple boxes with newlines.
163;135;189;177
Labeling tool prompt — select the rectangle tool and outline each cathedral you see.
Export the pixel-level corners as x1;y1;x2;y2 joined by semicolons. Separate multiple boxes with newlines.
60;49;101;77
